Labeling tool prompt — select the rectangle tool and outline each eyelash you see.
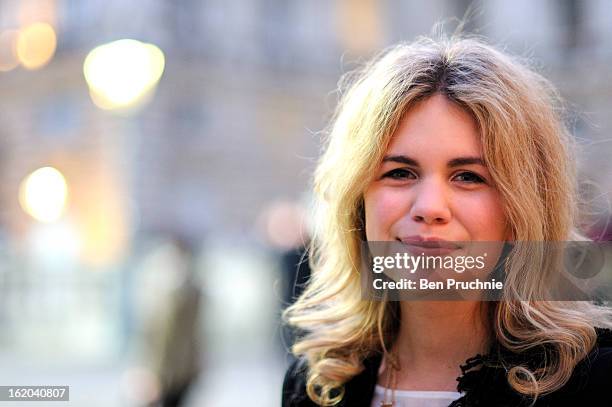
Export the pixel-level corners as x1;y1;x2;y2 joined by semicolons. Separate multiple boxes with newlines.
382;168;486;184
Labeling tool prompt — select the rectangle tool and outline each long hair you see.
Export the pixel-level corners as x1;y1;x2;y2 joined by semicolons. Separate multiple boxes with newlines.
283;34;612;406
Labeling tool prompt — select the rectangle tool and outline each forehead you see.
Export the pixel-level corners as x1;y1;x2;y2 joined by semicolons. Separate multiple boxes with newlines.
386;94;481;157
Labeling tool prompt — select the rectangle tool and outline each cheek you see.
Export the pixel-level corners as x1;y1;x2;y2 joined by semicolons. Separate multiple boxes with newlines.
364;187;408;240
456;191;508;240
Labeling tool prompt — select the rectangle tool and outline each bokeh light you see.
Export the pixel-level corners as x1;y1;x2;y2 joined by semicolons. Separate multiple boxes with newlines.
83;39;165;110
258;200;308;250
16;22;57;70
19;166;68;223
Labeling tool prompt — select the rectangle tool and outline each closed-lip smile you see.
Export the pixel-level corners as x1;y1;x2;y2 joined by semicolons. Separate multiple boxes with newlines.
397;236;462;254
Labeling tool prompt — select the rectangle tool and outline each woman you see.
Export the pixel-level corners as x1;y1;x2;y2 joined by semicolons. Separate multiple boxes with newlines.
281;34;612;407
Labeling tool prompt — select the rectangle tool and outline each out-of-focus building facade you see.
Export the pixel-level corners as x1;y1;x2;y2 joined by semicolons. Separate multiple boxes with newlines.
1;0;611;244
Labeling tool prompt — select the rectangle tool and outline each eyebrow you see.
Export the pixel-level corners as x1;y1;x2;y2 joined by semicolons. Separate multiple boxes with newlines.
382;155;485;168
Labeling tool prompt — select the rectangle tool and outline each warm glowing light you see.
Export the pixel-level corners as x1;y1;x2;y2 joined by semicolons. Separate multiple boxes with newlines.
19;166;68;222
83;39;165;110
16;22;57;70
0;30;19;72
258;201;308;250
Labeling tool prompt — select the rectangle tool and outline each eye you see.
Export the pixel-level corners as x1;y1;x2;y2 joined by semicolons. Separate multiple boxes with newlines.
453;171;486;184
382;168;417;181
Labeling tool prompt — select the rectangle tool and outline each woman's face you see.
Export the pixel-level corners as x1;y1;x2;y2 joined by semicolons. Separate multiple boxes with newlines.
364;94;509;244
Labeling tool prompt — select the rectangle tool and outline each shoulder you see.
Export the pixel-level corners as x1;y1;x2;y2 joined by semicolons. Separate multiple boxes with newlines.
281;353;383;407
578;327;612;383
577;328;612;389
548;327;612;405
455;328;612;406
282;357;317;407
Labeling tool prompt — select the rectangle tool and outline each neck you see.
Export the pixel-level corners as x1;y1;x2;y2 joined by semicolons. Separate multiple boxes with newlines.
393;301;491;371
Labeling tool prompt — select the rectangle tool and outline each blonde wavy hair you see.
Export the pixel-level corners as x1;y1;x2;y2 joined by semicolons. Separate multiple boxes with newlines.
284;34;612;405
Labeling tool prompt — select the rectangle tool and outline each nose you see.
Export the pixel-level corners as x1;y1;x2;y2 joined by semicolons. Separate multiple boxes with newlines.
410;178;451;225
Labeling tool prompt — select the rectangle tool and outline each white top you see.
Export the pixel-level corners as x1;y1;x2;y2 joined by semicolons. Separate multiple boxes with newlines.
370;385;462;407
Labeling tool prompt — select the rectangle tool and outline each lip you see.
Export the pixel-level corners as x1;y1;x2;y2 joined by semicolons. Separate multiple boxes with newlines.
398;236;462;255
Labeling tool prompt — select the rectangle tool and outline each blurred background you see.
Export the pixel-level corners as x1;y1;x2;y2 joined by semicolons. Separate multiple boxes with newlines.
0;0;610;406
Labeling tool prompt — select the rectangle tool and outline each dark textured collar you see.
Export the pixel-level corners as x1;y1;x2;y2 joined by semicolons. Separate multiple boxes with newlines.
452;327;612;406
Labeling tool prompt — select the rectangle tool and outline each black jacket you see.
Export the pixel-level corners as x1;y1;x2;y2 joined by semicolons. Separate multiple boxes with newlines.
282;328;612;406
